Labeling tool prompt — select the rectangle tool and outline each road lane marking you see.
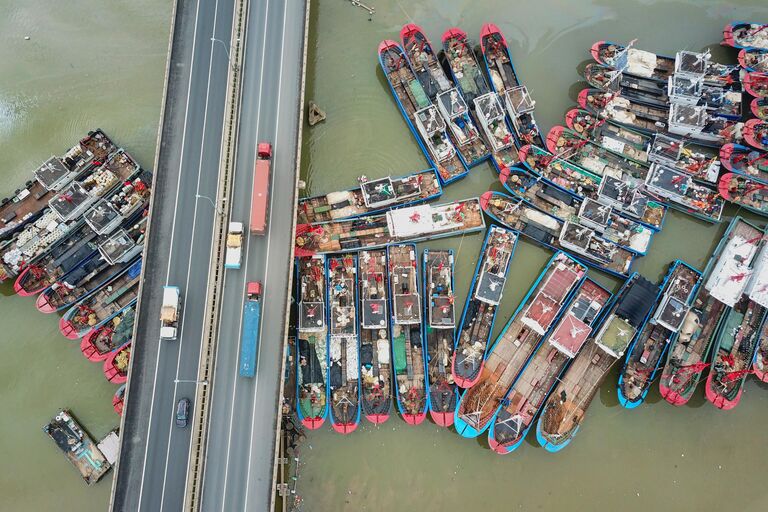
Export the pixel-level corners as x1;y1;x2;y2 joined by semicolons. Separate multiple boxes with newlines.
219;1;272;510
243;2;288;509
137;0;203;507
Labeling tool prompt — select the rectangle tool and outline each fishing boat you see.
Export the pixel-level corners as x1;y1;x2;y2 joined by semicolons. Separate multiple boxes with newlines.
646;134;721;184
617;260;702;409
584;62;669;109
454;252;587;438
660;217;763;406
113;384;126;416
294;197;485;256
0;150;142;282
753;313;768;382
103;341;131;384
296;169;442;224
592;42;736;87
453;226;518;389
537;273;659;452
752;97;768;121
357;249;392;425
472;92;520;172
738;48;768;73
386;243;428;425
667;103;743;147
59;260;141;340
744;72;768;98
400;23;452;100
723;22;768;50
378;40;468;185
422;249;457;426
326;255;361;434
500;166;654;255
36;220;146;313
579;88;669;130
720;143;768;184
441;28;490;106
480;191;635;277
488;278;612;453
705;296;766;410
479;23;544;147
645;164;725;223
547;124;649;166
705;240;768;408
718;173;768;216
81;303;136;362
565;108;652;157
295;255;328;430
744;119;768;151
0;129;117;241
518;144;666;230
14;175;150;296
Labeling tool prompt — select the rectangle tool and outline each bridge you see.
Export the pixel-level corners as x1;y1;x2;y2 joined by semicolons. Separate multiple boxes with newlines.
110;0;308;510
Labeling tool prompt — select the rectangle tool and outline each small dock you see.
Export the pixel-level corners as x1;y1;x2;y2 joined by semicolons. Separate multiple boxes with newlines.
43;409;111;485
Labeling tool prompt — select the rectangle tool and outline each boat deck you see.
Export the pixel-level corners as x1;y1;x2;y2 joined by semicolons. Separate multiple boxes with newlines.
296;255;328;423
93;306;136;355
43;410;110;485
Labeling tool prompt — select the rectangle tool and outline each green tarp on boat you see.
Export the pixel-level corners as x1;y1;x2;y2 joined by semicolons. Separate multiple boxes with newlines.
393;332;407;373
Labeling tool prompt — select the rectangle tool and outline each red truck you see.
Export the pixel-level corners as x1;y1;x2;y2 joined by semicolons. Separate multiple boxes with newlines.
250;142;272;235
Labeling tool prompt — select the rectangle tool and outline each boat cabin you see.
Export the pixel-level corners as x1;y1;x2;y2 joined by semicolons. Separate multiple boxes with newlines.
521;263;582;335
675;50;709;79
473;92;515;152
474;241;513;306
414;105;455;163
578;199;612;230
436;88;479;146
84;200;122;235
391;266;421;325
34;157;78;192
98;227;142;265
360;176;418;209
668;75;703;106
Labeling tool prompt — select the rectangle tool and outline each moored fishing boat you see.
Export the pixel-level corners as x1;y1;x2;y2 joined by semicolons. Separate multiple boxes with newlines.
296;169;442;224
378;40;468;184
473;92;520;172
400;23;452;100
579;88;669;131
718;172;768;216
357;249;393;425
14;175;150;296
81;303;136;362
326;255;361;434
500;166;654;255
705;296;766;410
295;255;328;429
617;260;702;409
646;134;721;185
480;191;635;277
660;217;763;406
113;384;126;415
584;62;669;109
386;243;428;425
565;108;652;159
738;48;768;73
59;262;141;340
720;143;768;184
753;313;768;382
454;252;587;438
488;278;612;453
103;341;131;384
547;124;649;166
294;197;485;256
752;97;768;121
645;164;725;223
0;129;117;241
723;22;768;50
479;23;544;147
744;72;768;98
36;219;146;313
422;248;457;426
441;28;489;107
537;273;659;452
453;226;518;389
744;119;768;151
518;144;665;230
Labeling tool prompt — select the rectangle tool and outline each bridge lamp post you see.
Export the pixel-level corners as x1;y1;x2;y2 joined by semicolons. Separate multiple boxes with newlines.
211;37;239;70
195;193;225;217
174;379;209;385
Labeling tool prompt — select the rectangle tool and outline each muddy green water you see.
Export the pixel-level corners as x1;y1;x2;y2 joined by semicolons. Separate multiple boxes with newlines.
0;1;170;510
298;1;768;511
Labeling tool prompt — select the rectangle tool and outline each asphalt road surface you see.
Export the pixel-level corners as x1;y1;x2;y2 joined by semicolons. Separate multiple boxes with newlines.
112;0;236;510
199;0;306;510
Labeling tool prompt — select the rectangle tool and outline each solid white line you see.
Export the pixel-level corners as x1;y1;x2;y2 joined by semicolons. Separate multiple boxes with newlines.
243;3;288;509
157;0;222;509
137;0;202;507
219;1;271;509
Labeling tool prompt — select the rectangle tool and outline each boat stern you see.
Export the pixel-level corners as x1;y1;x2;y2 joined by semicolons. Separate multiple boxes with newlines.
364;413;390;426
331;421;360;435
590;41;607;64
429;408;455;428
450;351;485;389
36;291;58;313
441;27;467;45
577;89;591;109
399;23;424;45
59;317;80;340
401;411;427;426
545;126;565;154
479;23;504;53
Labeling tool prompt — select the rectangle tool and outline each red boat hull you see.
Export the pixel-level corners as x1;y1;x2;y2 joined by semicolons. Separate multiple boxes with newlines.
752;97;768;120
450;351;484;389
441;27;467;45
577;89;591;109
743;119;768;151
704;372;742;410
331;422;359;435
13;267;46;296
744;72;768;99
487;434;513;454
59;318;80;340
113;385;126;415
399;23;423;45
401;411;427;426
546;125;565;154
36;291;58;313
103;342;130;384
590;41;607;64
80;328;111;362
722;24;736;47
364;413;389;426
429;409;454;428
479;22;506;55
659;383;689;406
300;416;325;430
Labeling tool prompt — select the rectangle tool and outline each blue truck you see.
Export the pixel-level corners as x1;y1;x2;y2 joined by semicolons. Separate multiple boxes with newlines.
239;281;262;377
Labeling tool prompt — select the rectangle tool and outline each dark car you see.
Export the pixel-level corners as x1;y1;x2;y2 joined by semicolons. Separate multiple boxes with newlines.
176;398;190;428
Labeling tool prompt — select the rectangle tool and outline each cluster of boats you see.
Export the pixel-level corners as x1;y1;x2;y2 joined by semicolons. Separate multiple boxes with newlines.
290;20;768;453
0;129;149;416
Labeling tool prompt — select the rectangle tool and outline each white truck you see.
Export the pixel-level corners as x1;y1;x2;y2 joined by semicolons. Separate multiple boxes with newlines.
160;285;181;340
225;221;244;270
